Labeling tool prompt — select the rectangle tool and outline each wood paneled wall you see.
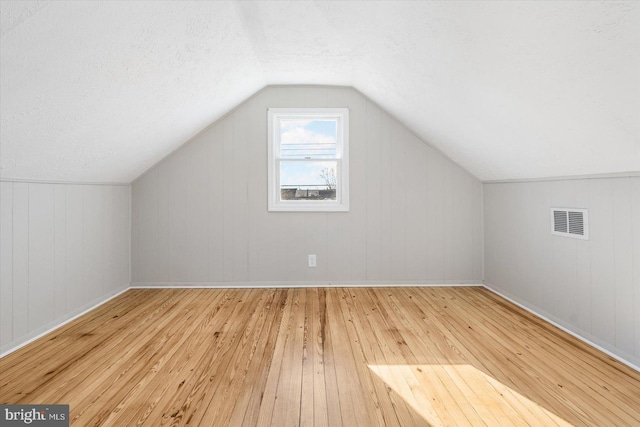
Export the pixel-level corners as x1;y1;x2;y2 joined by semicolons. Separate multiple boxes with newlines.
131;86;483;285
0;181;130;354
484;176;640;368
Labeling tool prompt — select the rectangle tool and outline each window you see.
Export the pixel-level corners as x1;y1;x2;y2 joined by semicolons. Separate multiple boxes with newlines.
268;108;349;211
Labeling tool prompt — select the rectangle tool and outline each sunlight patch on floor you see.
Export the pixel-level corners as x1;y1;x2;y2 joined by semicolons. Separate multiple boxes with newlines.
368;364;573;427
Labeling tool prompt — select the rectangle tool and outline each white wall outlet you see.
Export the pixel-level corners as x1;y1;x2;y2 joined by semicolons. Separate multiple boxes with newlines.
308;254;317;268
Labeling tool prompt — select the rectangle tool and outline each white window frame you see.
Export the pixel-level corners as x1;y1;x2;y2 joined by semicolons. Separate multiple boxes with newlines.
268;108;349;212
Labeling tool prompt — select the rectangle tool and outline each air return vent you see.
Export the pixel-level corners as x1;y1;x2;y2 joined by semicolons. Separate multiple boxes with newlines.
551;208;589;240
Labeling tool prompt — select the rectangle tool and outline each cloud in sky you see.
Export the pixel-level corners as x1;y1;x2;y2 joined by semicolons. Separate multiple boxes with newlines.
280;119;337;146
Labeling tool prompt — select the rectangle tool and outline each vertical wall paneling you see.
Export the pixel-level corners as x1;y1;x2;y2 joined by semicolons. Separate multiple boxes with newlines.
0;181;130;355
484;176;640;367
389;122;406;280
112;186;123;291
404;132;428;280
102;186;116;294
0;182;14;348
117;186;131;288
588;179;616;345
83;186;103;303
246;95;261;282
612;179;634;354
344;90;367;280
472;178;484;280
442;162;455;280
232;102;250;282
132;86;483;286
452;168;474;280
222;116;235;281
168;149;187;282
28;183;55;330
65;185;84;311
53;185;66;319
378;105;393;281
531;182;554;310
130;178;140;282
12;183;29;340
206;123;225;282
184;137;209;282
156;162;170;282
425;146;445;280
136;170;159;282
632;178;640;357
365;102;382;280
157;162;171;282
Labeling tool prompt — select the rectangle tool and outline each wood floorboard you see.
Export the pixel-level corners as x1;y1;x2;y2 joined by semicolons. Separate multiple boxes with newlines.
1;287;639;426
453;290;639;422
412;289;579;425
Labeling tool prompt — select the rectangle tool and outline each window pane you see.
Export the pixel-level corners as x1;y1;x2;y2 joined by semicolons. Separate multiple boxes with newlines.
280;161;338;201
279;119;338;159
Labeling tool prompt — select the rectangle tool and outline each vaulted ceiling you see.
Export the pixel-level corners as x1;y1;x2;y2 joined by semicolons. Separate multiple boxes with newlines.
1;1;638;183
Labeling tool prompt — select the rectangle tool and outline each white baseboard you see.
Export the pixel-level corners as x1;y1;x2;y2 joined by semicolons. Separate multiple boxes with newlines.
482;283;640;373
0;286;130;358
130;280;483;289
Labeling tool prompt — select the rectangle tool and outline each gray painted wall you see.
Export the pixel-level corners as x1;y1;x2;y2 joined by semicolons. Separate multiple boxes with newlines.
0;181;130;354
484;176;640;367
131;86;483;285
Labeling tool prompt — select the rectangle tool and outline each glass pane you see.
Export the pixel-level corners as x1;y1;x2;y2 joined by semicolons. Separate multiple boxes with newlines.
279;119;337;159
280;161;338;201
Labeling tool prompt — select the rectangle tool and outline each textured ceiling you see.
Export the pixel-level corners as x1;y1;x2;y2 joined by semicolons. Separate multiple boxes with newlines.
1;1;638;183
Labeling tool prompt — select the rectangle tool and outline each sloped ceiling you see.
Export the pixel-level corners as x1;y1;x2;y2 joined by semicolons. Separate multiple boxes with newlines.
1;1;638;183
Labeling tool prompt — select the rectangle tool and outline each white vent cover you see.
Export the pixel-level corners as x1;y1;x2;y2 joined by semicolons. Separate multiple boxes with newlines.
551;208;589;240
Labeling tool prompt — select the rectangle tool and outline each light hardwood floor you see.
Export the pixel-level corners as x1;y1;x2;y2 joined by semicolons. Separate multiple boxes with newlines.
1;287;639;426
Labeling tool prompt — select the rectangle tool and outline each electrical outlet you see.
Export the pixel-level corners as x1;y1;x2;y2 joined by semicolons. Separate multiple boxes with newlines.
308;254;317;268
